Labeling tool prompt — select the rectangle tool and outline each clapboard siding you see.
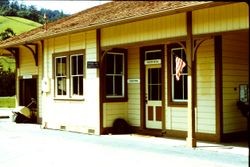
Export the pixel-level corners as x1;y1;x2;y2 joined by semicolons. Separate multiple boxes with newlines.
19;46;38;76
167;107;187;131
193;3;249;35
222;31;248;133
196;39;216;134
103;102;128;128
127;47;141;126
42;30;100;134
103;47;141;128
101;13;186;47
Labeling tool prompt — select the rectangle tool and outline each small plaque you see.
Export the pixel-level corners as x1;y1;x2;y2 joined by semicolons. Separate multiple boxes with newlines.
23;75;32;79
87;61;99;68
127;79;140;84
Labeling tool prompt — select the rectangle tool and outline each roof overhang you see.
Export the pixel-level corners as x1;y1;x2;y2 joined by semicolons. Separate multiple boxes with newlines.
0;1;234;48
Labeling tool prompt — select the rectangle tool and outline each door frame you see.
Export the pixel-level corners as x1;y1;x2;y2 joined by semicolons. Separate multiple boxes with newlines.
140;45;166;131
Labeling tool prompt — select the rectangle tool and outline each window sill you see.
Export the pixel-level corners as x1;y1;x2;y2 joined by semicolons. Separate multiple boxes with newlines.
54;97;85;101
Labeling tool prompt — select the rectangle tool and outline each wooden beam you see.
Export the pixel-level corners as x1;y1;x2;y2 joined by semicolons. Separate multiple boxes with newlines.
214;36;223;142
186;11;196;148
6;47;19;68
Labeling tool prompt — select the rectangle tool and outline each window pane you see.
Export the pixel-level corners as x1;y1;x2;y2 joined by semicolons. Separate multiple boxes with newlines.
115;54;123;74
115;76;122;96
106;76;114;96
145;50;162;60
71;55;83;75
71;56;77;75
56;57;66;76
106;54;114;74
72;76;78;95
183;75;188;99
72;76;83;96
151;85;161;100
57;77;66;95
148;68;161;100
79;76;83;95
78;55;83;75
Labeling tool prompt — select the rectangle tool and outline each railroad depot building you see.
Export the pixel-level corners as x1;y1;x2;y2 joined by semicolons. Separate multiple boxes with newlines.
0;1;249;143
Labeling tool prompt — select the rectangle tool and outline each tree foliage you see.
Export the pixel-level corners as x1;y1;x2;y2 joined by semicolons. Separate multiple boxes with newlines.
0;28;16;40
0;0;68;24
0;63;15;96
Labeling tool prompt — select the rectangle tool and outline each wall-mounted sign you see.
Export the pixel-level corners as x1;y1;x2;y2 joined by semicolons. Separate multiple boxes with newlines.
127;79;140;84
87;61;99;68
22;75;33;79
144;59;161;65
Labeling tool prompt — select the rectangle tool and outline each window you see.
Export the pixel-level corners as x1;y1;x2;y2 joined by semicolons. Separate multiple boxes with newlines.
55;56;67;96
104;49;127;101
168;44;187;105
54;50;84;99
71;54;84;97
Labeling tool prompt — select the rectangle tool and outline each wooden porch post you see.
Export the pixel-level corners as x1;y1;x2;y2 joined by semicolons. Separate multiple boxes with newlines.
186;11;196;147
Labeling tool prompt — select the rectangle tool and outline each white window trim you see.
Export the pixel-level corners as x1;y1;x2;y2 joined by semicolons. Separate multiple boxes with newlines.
106;52;125;98
70;54;84;99
171;47;188;102
54;53;85;100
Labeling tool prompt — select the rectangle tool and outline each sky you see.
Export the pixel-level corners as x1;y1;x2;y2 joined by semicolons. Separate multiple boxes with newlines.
19;0;110;14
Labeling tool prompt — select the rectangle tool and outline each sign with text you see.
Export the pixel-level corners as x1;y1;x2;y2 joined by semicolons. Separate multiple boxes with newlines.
127;79;140;84
87;61;99;68
144;59;161;65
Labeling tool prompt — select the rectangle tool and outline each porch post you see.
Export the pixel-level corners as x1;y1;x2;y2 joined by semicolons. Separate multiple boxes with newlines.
186;11;196;147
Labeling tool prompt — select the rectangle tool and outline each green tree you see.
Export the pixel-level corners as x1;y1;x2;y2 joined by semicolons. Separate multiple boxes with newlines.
0;63;15;96
0;28;16;41
0;0;10;15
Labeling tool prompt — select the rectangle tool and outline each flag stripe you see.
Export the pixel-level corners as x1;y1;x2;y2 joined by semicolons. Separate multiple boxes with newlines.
175;56;186;81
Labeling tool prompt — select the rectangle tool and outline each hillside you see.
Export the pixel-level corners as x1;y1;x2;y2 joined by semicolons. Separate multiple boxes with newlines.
0;55;15;72
0;16;41;72
0;16;41;35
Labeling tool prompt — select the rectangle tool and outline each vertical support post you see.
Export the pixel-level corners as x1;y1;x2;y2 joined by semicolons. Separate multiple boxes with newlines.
97;28;103;134
186;11;196;147
248;3;250;164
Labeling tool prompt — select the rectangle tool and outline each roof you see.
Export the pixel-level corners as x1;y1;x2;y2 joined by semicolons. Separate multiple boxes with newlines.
0;1;231;48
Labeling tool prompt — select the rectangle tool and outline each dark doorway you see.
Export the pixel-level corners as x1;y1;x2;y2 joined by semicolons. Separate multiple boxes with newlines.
19;78;37;110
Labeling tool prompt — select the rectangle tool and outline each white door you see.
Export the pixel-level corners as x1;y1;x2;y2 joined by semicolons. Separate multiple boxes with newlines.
145;64;162;129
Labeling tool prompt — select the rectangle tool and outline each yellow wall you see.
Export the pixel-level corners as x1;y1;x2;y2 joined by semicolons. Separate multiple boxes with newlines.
127;47;141;127
222;31;249;133
42;30;100;134
103;102;128;128
19;46;38;76
102;47;141;128
101;13;186;47
193;3;249;35
165;39;216;134
196;39;216;134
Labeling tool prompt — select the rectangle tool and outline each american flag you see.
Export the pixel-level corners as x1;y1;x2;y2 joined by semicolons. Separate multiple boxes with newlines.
175;56;186;81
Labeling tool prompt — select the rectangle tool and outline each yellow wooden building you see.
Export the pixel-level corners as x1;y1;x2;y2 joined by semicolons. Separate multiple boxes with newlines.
0;1;249;143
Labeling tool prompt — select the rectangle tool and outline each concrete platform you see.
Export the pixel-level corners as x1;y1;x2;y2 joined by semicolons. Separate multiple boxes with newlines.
0;120;248;167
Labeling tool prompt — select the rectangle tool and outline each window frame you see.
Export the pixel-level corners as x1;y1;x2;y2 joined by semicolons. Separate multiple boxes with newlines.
103;48;128;102
53;50;85;100
70;54;84;98
167;43;187;107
